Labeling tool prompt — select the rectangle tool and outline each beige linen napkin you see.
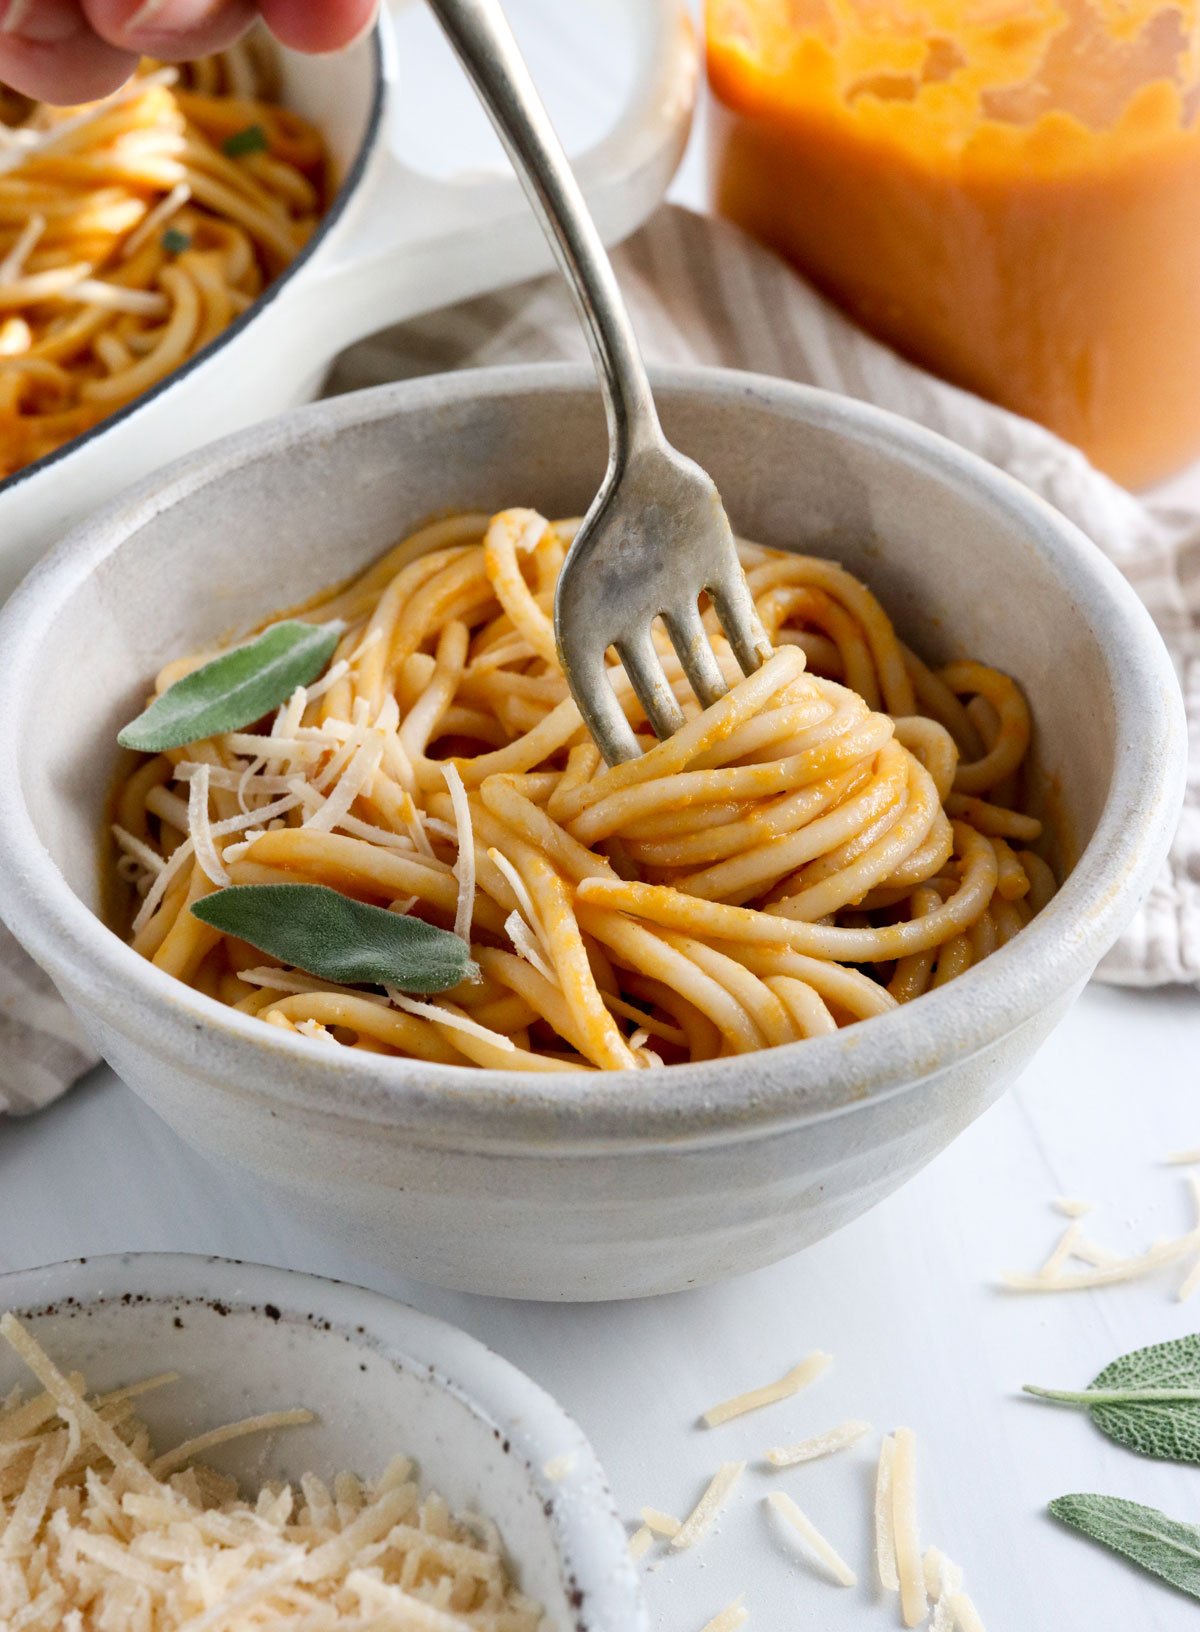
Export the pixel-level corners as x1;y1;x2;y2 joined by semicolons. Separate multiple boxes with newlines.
1;204;1195;1112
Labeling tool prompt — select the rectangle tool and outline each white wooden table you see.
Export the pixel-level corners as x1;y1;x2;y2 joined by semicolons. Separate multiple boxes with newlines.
2;5;1199;1627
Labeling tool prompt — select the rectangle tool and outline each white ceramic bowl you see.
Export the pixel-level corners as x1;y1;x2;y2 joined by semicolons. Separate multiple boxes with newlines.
0;1253;644;1631
0;366;1185;1300
0;2;695;600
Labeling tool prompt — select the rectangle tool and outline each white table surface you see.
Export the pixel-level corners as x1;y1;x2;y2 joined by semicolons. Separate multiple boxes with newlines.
3;5;1200;1629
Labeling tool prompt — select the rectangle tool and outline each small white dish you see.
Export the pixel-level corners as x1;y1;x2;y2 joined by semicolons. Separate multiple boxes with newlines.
0;1;696;599
0;1252;644;1632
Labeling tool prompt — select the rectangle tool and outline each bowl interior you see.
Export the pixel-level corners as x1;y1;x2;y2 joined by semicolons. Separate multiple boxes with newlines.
0;1257;627;1629
18;373;1115;923
277;35;379;186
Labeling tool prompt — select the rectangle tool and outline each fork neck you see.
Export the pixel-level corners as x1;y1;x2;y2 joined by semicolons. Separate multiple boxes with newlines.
425;0;666;468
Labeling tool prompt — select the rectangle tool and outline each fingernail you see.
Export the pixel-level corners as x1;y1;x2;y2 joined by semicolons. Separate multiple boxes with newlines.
1;0;83;39
127;0;168;24
126;0;234;28
0;1;34;33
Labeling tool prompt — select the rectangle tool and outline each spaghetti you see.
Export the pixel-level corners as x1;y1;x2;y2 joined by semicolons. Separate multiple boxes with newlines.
111;509;1055;1073
0;38;328;479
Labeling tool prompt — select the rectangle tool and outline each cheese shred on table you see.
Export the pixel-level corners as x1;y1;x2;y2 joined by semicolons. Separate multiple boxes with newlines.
891;1428;927;1628
0;1314;540;1631
698;1594;748;1632
1004;1173;1200;1300
765;1419;870;1468
671;1461;746;1551
766;1491;856;1587
700;1353;831;1428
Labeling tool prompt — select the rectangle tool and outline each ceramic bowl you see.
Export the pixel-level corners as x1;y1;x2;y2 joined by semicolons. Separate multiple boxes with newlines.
0;1253;644;1630
0;2;695;599
0;366;1185;1300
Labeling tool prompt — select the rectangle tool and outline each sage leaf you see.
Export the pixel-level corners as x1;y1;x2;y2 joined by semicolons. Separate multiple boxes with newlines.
191;884;476;994
1025;1334;1200;1463
223;122;269;157
118;621;340;752
1050;1495;1200;1602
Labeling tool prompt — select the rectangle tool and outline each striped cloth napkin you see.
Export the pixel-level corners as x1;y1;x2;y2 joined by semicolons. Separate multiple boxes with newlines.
2;204;1195;1113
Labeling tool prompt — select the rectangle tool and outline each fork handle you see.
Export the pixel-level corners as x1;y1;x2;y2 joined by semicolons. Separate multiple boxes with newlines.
425;0;663;466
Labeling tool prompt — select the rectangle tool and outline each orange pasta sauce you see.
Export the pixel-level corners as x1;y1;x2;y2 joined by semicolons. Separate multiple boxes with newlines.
707;0;1200;486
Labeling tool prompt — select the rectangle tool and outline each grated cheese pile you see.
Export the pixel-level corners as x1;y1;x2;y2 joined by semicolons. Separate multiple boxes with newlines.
0;1314;541;1632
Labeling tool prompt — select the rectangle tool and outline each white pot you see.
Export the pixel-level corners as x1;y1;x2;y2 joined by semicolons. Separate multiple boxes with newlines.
0;1253;643;1631
0;3;696;600
0;366;1185;1300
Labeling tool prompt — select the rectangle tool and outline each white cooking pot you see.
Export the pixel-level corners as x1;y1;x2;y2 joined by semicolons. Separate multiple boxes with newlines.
0;1;696;599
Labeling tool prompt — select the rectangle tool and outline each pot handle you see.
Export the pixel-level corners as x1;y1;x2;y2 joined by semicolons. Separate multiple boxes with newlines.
295;0;697;356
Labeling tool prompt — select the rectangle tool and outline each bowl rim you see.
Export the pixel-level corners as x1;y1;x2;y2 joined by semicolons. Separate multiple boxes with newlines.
0;363;1186;1149
0;1250;646;1632
0;27;387;505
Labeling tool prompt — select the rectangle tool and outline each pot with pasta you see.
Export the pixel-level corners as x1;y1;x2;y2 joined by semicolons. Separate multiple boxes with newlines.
0;3;696;599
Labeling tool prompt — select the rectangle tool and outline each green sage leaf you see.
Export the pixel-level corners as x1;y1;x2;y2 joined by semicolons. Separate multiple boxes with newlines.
1050;1494;1200;1602
190;884;475;994
222;122;268;157
118;621;339;753
1025;1334;1200;1463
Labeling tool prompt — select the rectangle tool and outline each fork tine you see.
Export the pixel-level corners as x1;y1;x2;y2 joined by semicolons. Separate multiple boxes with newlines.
560;635;643;764
663;602;728;709
708;565;773;678
616;630;686;742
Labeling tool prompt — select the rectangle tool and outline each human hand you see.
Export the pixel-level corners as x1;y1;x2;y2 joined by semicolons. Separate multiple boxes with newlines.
0;0;378;105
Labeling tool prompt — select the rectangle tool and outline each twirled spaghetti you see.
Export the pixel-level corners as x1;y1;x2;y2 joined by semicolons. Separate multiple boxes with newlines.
0;39;328;479
111;510;1055;1072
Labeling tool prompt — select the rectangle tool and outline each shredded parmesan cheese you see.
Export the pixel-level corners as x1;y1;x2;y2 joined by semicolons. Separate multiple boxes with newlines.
1038;1221;1085;1277
891;1428;926;1627
701;1353;831;1428
386;990;515;1053
1002;1228;1200;1292
0;211;44;283
765;1419;870;1468
874;1435;899;1592
947;1590;987;1631
120;181;191;261
641;1507;682;1537
1053;1197;1094;1218
925;1546;966;1632
1178;1253;1200;1303
187;762;230;888
628;1524;654;1560
111;823;165;878
443;764;476;943
505;911;557;985
671;1461;745;1552
699;1595;748;1632
0;1315;541;1632
766;1491;857;1587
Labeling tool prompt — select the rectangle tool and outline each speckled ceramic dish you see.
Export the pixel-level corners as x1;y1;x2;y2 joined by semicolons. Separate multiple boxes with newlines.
0;1253;643;1630
0;367;1185;1299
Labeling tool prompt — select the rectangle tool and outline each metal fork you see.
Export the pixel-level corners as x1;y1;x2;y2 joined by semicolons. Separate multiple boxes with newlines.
427;0;772;764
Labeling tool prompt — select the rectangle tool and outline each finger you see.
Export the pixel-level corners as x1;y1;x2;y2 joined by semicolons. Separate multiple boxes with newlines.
0;0;136;102
81;0;256;61
258;0;377;54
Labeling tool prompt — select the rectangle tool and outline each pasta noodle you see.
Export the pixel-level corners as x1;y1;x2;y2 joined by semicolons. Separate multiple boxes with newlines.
111;508;1055;1073
0;36;328;479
